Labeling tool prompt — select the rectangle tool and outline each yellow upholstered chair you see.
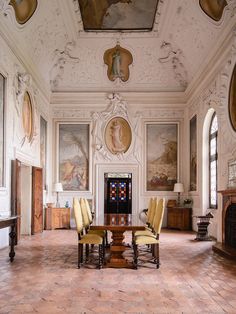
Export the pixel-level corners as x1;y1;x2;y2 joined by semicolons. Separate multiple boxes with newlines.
80;198;105;237
134;197;158;238
133;198;165;269
73;197;104;269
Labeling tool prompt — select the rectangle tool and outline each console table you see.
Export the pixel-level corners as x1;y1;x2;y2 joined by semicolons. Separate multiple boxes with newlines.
167;207;192;231
45;207;70;230
0;216;18;262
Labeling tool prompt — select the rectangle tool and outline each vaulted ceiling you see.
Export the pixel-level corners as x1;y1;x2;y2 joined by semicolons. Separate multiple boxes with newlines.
0;0;235;97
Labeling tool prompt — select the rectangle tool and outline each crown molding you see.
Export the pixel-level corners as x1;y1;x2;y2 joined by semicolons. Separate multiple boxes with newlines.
50;91;187;108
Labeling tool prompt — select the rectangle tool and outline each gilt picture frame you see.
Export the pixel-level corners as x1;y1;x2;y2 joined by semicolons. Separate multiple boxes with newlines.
104;117;132;155
58;123;90;191
40;116;47;190
190;115;197;191
0;73;5;187
146;123;178;191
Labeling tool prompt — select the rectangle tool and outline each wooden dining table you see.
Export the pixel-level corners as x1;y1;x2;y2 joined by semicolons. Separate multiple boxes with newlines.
90;213;145;268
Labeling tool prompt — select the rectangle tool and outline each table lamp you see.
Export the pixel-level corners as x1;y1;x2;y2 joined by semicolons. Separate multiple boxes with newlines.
54;182;63;207
173;183;184;206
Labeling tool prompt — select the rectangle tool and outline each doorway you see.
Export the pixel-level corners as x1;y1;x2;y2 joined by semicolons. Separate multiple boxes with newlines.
20;164;32;235
11;159;43;240
104;173;132;214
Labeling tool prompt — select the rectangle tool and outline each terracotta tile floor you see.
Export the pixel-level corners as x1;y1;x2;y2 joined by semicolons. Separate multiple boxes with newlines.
1;229;236;314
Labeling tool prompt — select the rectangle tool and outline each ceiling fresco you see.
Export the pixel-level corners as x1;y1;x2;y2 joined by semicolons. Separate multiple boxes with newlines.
78;0;159;31
0;0;235;94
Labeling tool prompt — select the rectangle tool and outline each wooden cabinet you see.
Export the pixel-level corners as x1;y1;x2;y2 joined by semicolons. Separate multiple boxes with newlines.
167;207;192;231
45;207;70;230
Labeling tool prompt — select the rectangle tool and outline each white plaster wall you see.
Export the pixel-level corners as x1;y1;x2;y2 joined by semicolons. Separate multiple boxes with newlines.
51;93;187;228
186;28;236;240
0;32;51;249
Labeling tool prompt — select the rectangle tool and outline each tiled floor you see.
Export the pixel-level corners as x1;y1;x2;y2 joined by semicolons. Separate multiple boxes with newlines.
1;229;236;314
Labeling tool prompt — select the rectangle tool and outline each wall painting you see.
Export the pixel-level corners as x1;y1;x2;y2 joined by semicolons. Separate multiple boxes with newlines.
146;123;178;191
59;124;89;191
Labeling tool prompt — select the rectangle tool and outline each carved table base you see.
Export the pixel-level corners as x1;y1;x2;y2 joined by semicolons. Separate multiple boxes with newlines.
106;230;133;268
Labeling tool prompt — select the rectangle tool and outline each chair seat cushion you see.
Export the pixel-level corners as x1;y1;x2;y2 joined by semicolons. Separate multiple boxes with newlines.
79;234;103;245
135;235;159;245
88;230;106;237
134;230;155;237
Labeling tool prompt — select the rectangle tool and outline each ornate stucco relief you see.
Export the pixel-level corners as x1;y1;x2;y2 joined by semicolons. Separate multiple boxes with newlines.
91;93;142;164
158;41;188;88
226;0;236;17
52;109;91;119
50;41;80;89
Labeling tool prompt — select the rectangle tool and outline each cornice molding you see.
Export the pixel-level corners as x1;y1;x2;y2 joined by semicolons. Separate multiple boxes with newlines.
50;91;187;107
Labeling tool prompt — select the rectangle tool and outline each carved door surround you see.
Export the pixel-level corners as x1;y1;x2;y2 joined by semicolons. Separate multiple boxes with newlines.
91;93;141;164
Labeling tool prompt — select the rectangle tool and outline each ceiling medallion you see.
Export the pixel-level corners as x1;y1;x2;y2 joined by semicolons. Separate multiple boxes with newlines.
104;44;133;82
9;0;38;24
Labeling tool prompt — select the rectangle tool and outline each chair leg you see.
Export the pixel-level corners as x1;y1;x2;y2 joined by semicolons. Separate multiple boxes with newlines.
85;244;89;262
98;244;103;269
78;243;83;268
102;238;106;263
156;243;160;269
105;231;109;247
133;243;138;269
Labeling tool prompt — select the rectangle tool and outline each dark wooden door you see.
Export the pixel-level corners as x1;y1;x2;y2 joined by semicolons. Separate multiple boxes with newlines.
32;167;43;234
104;177;132;214
11;159;21;243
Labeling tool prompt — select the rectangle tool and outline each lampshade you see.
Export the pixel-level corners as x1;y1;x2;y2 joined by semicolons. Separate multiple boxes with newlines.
54;182;63;192
173;183;184;193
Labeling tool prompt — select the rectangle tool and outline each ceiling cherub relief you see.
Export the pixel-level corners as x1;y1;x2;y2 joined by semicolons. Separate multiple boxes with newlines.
50;41;80;90
158;41;188;88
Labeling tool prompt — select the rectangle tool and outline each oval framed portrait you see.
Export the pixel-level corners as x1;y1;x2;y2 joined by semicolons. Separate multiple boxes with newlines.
229;63;236;132
22;91;34;142
105;117;132;154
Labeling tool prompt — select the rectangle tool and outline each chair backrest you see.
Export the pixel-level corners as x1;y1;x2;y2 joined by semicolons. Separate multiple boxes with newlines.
73;197;83;234
153;198;165;235
80;198;90;228
149;197;158;228
84;198;93;224
146;198;153;224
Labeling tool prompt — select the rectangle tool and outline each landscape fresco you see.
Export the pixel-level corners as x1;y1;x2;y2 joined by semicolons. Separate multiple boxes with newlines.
59;124;89;191
78;0;159;31
146;124;178;191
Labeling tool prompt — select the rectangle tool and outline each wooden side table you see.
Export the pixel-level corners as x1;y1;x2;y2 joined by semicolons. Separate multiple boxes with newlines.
167;207;192;231
45;207;70;230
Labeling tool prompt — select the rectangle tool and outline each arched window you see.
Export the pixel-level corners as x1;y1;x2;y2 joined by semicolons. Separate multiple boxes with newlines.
209;112;218;208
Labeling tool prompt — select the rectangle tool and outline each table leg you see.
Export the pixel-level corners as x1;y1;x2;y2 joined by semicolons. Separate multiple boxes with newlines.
9;223;16;262
107;230;131;268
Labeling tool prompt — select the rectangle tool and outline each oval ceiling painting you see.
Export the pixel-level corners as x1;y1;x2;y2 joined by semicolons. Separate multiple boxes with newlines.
22;91;34;142
229;64;236;131
9;0;38;25
105;117;132;155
